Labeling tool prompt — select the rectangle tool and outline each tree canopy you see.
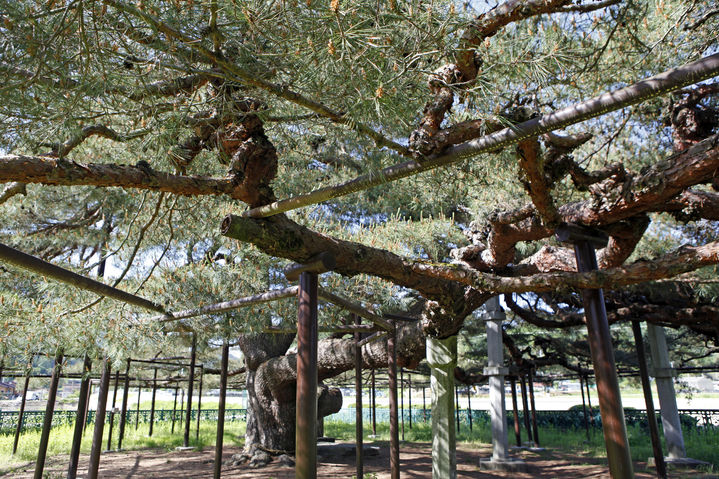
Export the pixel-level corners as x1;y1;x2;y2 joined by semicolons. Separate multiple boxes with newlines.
0;0;718;385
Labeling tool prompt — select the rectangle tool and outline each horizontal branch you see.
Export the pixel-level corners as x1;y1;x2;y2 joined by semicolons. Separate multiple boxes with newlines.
243;53;719;218
55;125;149;157
412;240;719;294
317;288;393;331
462;133;719;270
155;286;299;323
220;214;469;303
0;182;26;205
0;154;252;201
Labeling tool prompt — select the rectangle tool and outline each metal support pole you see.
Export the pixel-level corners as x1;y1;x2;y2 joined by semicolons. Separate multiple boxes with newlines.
422;387;426;422
214;341;229;479
632;321;667;479
107;369;119;451
83;381;92;433
149;369;158;436
528;369;539;446
196;367;203;440
88;358;111;479
388;322;400;479
520;376;532;443
355;314;364;479
371;369;377;435
118;360;131;450
510;377;521;446
184;334;197;447
12;370;31;455
135;385;141;430
401;368;405;441
580;374;590;440
68;354;91;479
559;224;634;479
296;271;319;479
466;385;472;432
455;386;461;433
585;375;595;426
34;350;62;479
171;387;178;434
408;374;413;429
179;388;185;431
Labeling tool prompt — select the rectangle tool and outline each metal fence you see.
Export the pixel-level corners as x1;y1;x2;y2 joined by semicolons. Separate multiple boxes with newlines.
326;407;719;433
0;409;247;434
2;407;717;435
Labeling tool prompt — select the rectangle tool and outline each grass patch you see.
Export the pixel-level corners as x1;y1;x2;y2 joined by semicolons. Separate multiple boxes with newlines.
0;419;245;474
2;415;716;475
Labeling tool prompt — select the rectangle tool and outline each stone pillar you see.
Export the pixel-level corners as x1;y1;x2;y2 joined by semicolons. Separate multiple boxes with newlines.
646;323;685;459
479;297;526;472
426;335;457;479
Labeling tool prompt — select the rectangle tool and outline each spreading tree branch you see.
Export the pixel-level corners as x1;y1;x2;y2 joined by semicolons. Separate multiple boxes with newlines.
0;154;251;201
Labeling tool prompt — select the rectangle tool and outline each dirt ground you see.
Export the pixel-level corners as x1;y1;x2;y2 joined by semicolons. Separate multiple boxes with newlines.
3;441;713;478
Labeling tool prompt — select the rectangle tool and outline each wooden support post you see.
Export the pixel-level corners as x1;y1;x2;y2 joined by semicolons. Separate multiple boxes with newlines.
510;377;521;446
400;368;405;441
118;359;131;450
408;374;413;429
34;350;62;479
135;385;141;430
296;270;319;479
88;358;111;479
83;381;92;433
214;341;229;479
466;385;472;432
13;368;31;455
388;322;400;479
149;368;158;436
184;334;197;447
422;387;427;422
196;367;203;440
579;374;590;440
179;388;185;431
528;369;539;446
632;321;667;479
520;376;532;443
585;375;595;427
371;369;377;435
455;386;461;433
355;314;364;479
171;387;178;434
107;369;119;451
557;223;634;479
68;354;91;479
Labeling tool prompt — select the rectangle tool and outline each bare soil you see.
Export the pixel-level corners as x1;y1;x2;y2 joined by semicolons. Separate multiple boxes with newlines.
2;441;710;478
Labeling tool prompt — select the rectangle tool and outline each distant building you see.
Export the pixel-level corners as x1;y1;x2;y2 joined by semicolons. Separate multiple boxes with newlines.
0;380;16;398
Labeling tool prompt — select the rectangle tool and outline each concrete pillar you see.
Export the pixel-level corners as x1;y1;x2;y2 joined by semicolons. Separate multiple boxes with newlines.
646;324;685;459
479;297;526;472
426;335;457;479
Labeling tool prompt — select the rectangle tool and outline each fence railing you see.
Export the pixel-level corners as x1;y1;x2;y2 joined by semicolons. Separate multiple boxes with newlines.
0;409;247;434
2;407;717;435
326;407;719;433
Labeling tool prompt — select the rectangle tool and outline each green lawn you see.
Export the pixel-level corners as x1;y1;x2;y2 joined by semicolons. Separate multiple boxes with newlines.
2;417;716;475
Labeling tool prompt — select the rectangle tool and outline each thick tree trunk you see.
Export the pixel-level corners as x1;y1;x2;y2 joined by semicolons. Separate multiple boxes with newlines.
244;367;296;453
237;320;426;461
